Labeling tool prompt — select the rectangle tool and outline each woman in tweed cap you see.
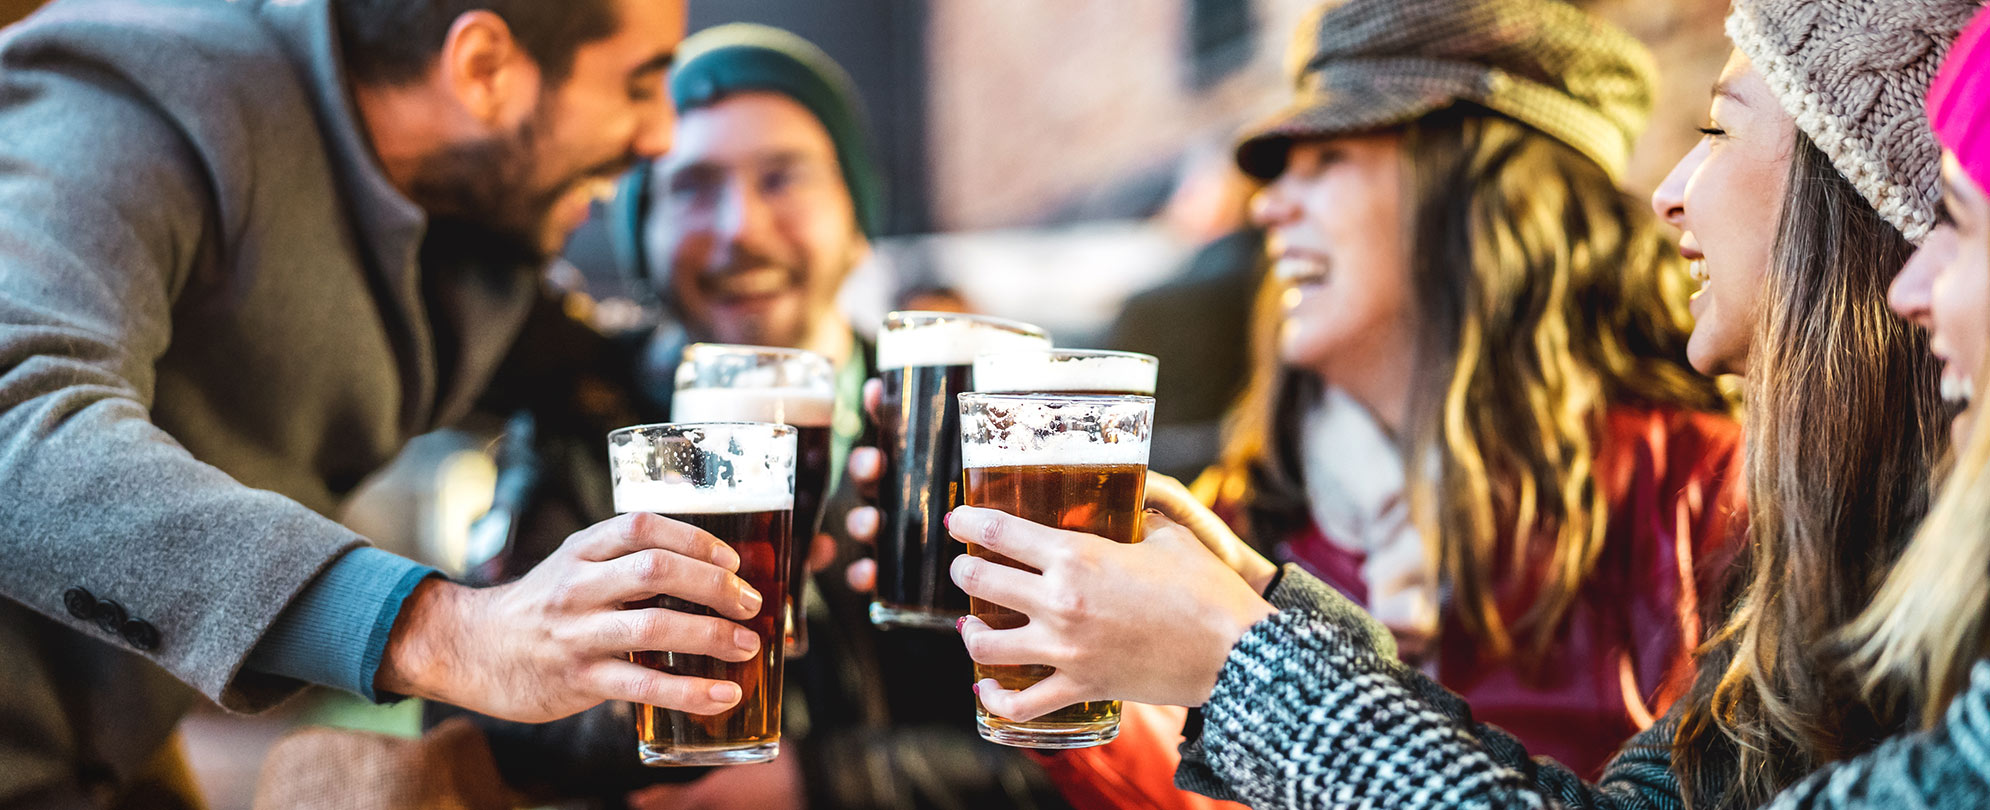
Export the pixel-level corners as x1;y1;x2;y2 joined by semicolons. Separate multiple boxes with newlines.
1056;0;1739;797
943;0;1981;807
1020;0;1741;802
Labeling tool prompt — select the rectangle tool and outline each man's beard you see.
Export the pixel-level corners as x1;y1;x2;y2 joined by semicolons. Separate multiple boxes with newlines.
684;246;816;347
406;108;626;266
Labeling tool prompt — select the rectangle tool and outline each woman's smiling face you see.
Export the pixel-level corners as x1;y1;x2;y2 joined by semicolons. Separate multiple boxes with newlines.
1650;51;1796;378
1892;153;1990;444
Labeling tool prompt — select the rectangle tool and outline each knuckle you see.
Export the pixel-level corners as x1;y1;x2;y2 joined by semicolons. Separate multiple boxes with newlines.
635;549;675;583
706;567;737;602
957;558;986;593
627;511;666;542
701;617;732;649
1041;539;1078;569
630;670;674;705
546;578;584;612
962;629;991;660
628;610;667;649
1048;586;1089;621
978;511;1007;546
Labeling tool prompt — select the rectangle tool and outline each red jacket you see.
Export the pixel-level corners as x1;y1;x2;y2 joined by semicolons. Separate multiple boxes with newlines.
1033;405;1743;807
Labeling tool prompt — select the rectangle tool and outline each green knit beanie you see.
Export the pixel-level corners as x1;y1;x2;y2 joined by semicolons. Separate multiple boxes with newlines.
669;23;885;238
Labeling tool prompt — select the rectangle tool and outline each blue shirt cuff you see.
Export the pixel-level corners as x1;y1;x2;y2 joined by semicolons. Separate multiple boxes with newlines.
245;546;438;702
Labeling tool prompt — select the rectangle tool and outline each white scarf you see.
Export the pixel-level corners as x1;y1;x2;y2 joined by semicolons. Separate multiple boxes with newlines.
1300;387;1441;649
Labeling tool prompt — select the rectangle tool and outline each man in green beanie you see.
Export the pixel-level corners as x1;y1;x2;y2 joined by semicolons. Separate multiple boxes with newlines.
622;24;1072;810
444;24;1074;810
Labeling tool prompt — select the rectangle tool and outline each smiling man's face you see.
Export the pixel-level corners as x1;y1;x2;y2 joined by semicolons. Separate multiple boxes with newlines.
648;91;864;348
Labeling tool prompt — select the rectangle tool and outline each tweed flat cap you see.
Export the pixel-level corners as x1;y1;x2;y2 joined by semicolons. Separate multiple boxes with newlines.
1727;0;1979;243
1235;0;1657;182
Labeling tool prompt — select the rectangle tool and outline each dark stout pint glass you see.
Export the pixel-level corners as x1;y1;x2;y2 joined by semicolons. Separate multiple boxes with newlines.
971;349;1158;396
608;422;797;766
957;393;1154;748
673;344;836;658
871;312;1051;630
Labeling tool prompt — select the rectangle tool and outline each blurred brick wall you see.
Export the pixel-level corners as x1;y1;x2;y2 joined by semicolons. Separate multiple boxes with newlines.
925;0;1730;231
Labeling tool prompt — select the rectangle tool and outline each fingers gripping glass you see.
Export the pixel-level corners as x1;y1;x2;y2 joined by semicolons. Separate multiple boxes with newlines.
608;422;796;766
957;393;1154;749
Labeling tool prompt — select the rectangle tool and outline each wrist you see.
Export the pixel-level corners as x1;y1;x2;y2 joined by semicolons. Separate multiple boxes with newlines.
1244;559;1279;595
376;577;469;701
1194;593;1276;705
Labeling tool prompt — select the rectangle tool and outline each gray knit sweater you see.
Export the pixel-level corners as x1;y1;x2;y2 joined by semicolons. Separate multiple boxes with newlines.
1177;566;1990;809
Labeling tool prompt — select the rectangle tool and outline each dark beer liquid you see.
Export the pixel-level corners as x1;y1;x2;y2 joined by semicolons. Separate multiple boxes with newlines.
875;364;974;622
964;463;1146;731
788;424;832;649
631;507;792;758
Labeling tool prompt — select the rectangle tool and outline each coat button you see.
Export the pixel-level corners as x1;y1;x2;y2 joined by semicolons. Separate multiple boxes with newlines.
63;588;96;621
92;600;128;634
121;620;161;652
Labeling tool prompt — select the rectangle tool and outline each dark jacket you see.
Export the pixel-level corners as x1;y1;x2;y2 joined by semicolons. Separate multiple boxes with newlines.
0;0;545;804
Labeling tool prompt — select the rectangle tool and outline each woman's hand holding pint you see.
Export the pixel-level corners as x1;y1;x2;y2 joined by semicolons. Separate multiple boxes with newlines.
946;505;1276;720
835;376;1283;720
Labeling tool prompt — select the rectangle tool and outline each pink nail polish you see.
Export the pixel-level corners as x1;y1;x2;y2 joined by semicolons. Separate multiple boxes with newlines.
955;616;967;634
944;511;953;529
972;682;981;696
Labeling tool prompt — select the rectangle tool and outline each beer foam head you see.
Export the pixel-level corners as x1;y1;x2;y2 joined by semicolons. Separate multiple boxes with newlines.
612;480;794;515
958;394;1153;469
607;422;796;514
973;350;1158;394
672;387;834;426
677;344;834;391
876;312;1051;369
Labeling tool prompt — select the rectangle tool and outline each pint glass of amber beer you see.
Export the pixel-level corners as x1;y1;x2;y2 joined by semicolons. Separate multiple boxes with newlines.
872;312;1051;630
674;344;836;658
608;422;796;766
956;393;1153;748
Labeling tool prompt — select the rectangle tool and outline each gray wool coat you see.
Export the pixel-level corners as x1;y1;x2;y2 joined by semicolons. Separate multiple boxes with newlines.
0;0;544;805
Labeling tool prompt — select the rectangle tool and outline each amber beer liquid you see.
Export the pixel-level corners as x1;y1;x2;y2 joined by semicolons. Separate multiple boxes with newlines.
672;386;833;656
872;313;1050;630
608;422;796;767
957;393;1154;749
628;502;792;763
964;463;1146;740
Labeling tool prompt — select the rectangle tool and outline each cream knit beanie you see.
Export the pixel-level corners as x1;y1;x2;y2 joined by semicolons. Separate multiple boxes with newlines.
1727;0;1980;243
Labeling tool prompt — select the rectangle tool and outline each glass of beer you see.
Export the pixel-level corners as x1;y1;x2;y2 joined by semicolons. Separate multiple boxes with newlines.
971;348;1158;395
871;311;1051;630
956;393;1154;748
608;422;796;766
674;344;836;658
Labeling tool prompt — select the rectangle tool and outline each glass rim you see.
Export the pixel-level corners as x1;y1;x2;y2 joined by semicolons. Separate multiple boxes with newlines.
681;342;834;365
975;348;1157;365
607;421;800;441
957;392;1154;406
882;310;1049;339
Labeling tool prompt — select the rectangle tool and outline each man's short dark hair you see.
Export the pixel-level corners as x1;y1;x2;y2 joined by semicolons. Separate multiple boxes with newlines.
336;0;620;87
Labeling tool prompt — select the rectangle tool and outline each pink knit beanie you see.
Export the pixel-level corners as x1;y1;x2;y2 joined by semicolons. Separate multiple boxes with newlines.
1929;5;1990;195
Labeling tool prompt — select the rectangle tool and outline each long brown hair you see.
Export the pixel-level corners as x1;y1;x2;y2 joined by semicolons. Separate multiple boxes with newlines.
1216;109;1727;659
1671;133;1946;810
